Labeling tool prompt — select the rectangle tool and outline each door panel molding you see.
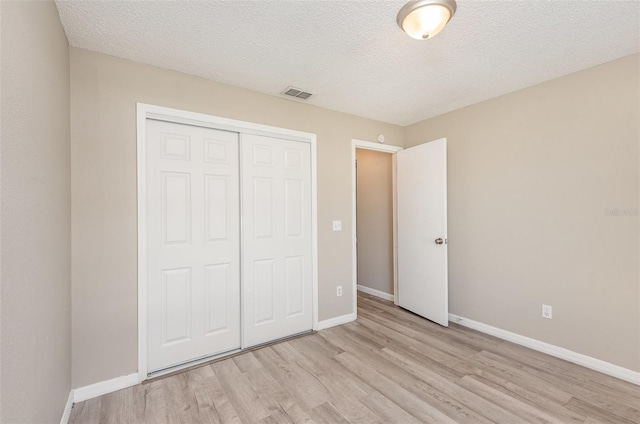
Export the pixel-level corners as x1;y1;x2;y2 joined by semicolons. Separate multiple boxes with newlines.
146;120;241;373
241;134;313;347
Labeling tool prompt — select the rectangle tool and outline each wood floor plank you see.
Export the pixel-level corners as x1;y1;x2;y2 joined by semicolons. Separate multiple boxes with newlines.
482;333;634;393
69;397;102;424
192;389;224;424
323;396;384;424
172;366;235;423
458;375;565;424
358;391;423;424
591;373;640;396
324;328;495;424
583;418;612;424
355;314;474;379
477;349;640;422
243;366;297;412
255;409;295;424
161;372;202;423
70;292;640;424
333;351;459;424
108;384;153;424
585;378;640;406
211;358;278;423
276;338;383;423
233;351;262;373
465;371;586;423
307;402;350;424
202;371;243;424
471;350;575;404
141;380;167;423
252;346;332;412
359;295;501;353
297;332;345;357
357;307;480;361
286;336;375;397
565;397;639;424
280;404;316;424
378;346;528;424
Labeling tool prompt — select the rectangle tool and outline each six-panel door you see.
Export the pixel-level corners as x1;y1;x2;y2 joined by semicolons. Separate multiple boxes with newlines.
241;133;313;347
146;120;241;373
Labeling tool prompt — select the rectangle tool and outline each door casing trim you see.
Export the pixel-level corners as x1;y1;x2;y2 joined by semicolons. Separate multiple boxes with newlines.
351;139;403;319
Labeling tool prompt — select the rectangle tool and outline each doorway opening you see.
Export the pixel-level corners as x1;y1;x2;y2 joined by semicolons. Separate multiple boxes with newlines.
351;137;449;326
351;140;402;317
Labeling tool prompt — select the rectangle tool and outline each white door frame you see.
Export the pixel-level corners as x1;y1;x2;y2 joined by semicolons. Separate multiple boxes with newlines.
351;139;403;316
137;103;318;382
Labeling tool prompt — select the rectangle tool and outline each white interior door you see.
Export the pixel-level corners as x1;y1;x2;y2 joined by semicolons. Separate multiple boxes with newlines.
241;133;313;347
146;119;241;372
396;138;448;326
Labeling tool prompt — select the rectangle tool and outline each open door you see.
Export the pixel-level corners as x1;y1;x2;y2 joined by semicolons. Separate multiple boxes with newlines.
396;138;448;326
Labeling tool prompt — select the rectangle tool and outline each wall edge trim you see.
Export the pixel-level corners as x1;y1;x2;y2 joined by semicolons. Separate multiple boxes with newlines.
357;285;394;302
449;313;640;385
73;373;139;403
317;312;356;331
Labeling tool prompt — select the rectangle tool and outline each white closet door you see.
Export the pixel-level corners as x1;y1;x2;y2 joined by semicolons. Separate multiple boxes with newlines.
241;134;313;347
146;119;240;373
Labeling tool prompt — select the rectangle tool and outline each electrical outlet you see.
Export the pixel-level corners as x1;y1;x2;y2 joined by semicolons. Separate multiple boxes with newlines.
542;304;552;319
337;285;343;297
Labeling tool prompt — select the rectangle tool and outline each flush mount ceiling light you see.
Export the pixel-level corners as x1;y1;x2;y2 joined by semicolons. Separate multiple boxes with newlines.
397;0;457;40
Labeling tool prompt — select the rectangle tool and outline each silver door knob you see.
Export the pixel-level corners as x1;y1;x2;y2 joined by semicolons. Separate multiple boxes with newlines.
435;238;444;245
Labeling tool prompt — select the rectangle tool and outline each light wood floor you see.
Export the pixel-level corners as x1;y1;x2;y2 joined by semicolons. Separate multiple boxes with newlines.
70;292;640;424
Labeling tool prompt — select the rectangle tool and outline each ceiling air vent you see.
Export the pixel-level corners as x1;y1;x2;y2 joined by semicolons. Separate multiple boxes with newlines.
282;86;313;100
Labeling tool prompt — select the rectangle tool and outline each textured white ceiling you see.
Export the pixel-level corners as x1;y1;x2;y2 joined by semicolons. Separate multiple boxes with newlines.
55;0;639;126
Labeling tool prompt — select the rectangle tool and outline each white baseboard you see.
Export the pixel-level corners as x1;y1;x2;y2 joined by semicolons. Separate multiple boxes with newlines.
317;312;356;331
59;390;74;424
73;373;139;403
357;284;394;301
449;313;640;386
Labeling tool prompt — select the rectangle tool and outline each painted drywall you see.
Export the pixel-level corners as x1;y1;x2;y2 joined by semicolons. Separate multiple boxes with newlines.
405;54;640;371
70;48;404;387
356;149;394;296
0;1;72;422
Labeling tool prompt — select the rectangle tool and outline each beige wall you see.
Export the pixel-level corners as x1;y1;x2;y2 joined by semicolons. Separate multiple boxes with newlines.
70;48;404;387
0;1;72;422
356;149;394;295
405;54;640;371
